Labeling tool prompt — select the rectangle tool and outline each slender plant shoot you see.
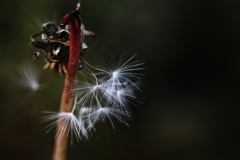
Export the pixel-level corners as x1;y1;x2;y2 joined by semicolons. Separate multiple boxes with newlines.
27;1;145;160
53;8;82;160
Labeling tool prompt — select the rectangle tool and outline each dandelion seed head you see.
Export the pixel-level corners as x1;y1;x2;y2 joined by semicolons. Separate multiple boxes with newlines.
69;54;144;133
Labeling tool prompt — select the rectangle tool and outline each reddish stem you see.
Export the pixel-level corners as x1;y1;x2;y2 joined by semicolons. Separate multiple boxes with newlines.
52;10;82;160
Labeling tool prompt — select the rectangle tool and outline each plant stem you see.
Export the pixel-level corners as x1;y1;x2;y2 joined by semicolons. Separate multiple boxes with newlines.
52;10;82;160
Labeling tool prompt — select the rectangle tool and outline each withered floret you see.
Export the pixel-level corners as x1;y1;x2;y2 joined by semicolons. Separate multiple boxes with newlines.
31;22;89;75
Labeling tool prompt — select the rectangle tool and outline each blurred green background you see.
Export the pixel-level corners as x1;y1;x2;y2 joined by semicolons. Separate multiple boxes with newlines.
1;0;240;159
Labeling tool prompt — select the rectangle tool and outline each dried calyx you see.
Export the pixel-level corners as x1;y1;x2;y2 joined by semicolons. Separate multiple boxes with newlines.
31;15;93;75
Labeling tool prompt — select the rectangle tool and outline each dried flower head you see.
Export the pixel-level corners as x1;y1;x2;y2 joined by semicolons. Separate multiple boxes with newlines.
30;21;95;75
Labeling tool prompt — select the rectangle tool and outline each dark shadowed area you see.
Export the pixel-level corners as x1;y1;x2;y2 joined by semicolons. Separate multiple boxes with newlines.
1;0;240;159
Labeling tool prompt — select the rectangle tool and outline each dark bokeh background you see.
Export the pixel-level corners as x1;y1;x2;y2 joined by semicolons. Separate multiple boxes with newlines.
1;0;240;159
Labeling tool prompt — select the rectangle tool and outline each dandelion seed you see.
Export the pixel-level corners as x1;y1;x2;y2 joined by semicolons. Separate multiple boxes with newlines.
95;54;144;108
43;111;88;142
113;84;136;107
98;54;144;83
43;95;89;142
73;80;105;107
78;107;95;130
74;67;111;107
12;62;47;91
86;106;130;130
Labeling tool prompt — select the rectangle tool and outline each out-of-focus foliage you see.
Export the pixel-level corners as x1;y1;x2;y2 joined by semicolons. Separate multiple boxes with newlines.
1;0;240;159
